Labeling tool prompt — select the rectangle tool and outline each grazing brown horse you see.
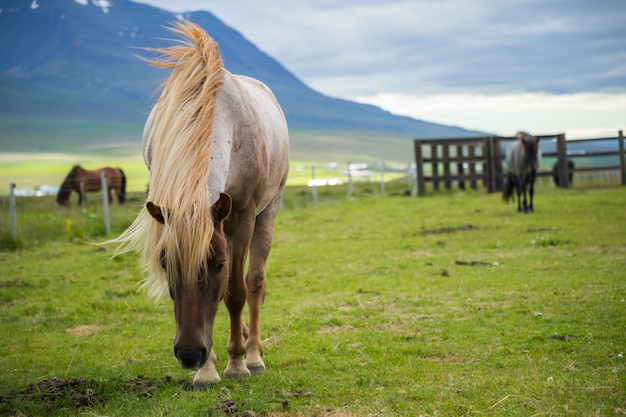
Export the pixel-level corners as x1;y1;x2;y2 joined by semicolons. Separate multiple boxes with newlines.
56;165;126;206
112;21;289;390
503;131;541;212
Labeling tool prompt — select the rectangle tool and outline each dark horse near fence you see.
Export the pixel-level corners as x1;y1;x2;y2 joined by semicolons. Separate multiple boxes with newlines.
553;160;575;186
112;21;289;390
56;165;126;206
503;131;541;212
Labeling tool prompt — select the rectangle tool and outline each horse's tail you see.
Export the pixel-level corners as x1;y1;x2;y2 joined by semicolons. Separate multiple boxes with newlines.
118;168;127;204
502;173;515;203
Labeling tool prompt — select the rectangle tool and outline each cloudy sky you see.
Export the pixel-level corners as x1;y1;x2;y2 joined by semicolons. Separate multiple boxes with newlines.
133;0;626;138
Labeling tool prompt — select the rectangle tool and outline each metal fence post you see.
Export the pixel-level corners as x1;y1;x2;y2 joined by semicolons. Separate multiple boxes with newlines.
9;183;17;240
80;182;85;204
618;130;625;186
101;171;110;234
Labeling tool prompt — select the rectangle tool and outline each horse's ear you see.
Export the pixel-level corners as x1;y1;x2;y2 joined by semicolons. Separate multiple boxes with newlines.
212;193;232;223
146;201;166;224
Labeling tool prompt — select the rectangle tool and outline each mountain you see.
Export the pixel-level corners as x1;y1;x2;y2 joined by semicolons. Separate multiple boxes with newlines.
0;0;485;153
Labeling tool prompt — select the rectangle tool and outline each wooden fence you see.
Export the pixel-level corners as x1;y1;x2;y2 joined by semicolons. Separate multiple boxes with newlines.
413;130;625;195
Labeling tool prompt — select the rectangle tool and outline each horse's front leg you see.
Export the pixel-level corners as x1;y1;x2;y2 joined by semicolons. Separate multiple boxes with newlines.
244;200;281;375
223;211;255;380
193;348;221;390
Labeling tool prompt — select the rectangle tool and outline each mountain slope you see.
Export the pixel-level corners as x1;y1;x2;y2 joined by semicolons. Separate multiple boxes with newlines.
0;0;485;152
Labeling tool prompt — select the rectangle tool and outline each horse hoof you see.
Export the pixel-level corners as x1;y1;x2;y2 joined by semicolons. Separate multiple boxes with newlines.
193;376;220;391
193;381;208;391
246;355;266;375
193;367;221;390
224;360;251;380
247;365;266;375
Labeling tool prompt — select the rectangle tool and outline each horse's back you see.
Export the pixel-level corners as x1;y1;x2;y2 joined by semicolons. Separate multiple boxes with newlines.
219;72;289;213
505;140;523;176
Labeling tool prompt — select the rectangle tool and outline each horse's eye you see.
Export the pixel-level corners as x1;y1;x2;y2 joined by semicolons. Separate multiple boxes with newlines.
214;261;225;274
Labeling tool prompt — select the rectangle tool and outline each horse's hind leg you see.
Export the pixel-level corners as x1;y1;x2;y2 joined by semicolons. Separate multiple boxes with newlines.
244;197;282;375
516;183;523;212
522;185;530;213
528;179;535;212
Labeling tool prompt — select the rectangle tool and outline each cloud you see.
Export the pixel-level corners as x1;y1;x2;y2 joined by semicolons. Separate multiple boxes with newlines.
133;0;626;96
133;0;626;136
355;92;626;138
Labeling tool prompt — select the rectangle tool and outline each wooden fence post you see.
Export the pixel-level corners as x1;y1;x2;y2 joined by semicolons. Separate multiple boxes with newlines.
431;144;440;191
619;130;625;186
484;137;493;192
456;145;465;190
101;171;110;235
469;145;477;190
556;133;569;188
9;183;17;240
442;145;451;189
414;140;425;195
485;137;501;193
493;137;504;191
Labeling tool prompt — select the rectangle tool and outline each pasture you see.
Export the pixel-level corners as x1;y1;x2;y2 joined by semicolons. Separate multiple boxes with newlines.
1;183;625;416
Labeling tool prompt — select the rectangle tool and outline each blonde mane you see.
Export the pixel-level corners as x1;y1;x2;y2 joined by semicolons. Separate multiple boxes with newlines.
114;20;224;298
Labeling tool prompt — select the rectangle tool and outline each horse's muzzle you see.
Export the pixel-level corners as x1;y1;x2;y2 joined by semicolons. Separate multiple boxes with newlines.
174;345;208;370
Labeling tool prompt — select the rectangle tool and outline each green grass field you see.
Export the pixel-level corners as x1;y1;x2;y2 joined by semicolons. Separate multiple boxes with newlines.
0;182;625;416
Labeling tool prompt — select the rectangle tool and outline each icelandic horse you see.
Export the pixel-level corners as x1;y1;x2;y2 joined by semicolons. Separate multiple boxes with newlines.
56;165;126;206
113;21;289;390
503;131;541;212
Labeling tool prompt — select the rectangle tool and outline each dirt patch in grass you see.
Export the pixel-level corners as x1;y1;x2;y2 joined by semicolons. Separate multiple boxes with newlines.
0;280;31;288
549;333;579;342
526;227;554;233
66;323;117;336
455;260;499;267
423;224;481;235
0;375;189;413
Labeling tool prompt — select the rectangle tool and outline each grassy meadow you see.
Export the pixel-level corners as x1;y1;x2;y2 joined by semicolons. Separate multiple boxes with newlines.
0;181;625;416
